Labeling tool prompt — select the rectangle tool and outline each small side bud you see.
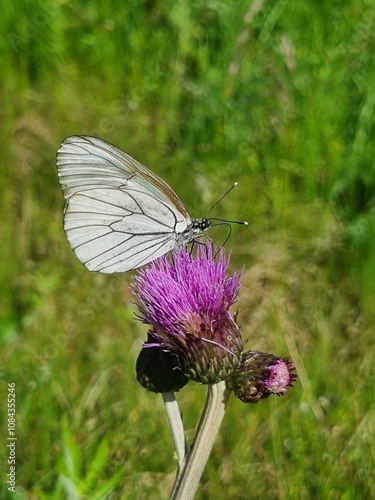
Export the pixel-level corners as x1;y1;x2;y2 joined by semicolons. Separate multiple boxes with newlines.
228;350;297;404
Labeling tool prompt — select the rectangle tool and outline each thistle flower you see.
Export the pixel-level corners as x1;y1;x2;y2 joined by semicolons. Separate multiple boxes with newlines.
131;242;243;389
229;350;296;403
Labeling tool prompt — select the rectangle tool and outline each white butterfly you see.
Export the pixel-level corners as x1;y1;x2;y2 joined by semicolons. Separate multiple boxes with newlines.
56;136;211;273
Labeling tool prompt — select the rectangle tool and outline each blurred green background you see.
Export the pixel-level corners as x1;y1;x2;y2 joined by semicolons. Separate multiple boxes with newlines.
1;1;374;498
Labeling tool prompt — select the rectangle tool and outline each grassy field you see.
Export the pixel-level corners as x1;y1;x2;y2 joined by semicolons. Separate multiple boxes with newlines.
1;1;374;498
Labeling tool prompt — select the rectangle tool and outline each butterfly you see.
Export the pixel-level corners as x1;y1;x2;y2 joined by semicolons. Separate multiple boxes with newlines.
56;136;211;273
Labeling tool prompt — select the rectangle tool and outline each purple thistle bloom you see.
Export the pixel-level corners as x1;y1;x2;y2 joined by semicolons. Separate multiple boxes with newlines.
132;242;244;387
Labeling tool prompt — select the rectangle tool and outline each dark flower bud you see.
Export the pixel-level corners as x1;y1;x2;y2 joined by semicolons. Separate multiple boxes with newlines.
136;331;189;393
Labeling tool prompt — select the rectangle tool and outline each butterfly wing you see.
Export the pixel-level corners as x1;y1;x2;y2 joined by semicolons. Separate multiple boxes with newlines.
56;136;192;273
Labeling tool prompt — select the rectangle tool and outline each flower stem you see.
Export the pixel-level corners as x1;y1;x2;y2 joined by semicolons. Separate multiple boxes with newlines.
170;382;231;500
162;392;187;471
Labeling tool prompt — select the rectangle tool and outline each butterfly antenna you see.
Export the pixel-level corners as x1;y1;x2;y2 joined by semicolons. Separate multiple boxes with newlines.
209;217;248;226
207;182;239;215
207;182;248;226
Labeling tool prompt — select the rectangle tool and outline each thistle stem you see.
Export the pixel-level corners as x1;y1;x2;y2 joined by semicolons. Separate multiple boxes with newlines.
162;392;187;471
170;382;231;500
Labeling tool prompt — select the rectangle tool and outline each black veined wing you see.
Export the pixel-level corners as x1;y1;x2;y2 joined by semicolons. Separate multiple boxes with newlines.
56;136;210;273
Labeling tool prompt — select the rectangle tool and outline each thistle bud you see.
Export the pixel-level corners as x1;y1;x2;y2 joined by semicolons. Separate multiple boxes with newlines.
229;350;296;403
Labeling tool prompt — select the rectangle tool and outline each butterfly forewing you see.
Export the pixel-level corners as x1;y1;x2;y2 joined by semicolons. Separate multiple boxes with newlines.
56;135;195;273
57;136;189;216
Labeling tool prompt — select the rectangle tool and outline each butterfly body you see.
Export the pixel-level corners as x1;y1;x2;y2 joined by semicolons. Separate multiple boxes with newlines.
57;136;210;273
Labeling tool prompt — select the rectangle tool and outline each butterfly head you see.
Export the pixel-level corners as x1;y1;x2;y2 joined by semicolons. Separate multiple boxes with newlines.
175;218;211;250
192;218;211;233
